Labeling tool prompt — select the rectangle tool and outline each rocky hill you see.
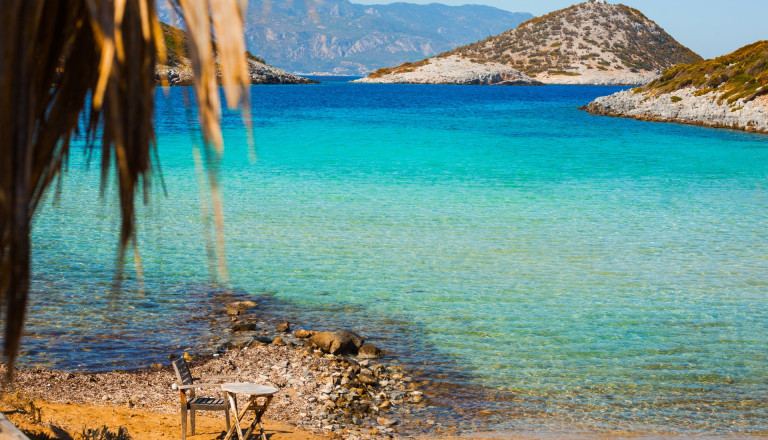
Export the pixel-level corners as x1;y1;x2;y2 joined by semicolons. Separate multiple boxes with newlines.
359;1;701;85
157;0;532;75
155;22;316;85
584;41;768;134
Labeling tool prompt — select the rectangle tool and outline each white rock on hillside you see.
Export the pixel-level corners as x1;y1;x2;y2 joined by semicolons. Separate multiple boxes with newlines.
536;68;660;86
352;55;542;85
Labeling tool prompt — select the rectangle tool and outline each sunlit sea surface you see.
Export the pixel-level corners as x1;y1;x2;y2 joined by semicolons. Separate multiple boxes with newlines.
24;81;768;435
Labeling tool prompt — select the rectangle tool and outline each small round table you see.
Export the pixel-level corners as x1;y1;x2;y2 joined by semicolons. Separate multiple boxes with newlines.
220;383;278;440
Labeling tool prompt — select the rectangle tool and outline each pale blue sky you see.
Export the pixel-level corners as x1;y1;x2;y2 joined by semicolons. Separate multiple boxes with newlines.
352;0;766;59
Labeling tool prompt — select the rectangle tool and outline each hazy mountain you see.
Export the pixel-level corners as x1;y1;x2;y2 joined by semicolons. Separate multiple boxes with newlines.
158;0;532;75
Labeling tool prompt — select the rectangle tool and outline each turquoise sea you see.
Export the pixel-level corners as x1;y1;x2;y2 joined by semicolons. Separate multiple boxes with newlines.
25;80;768;435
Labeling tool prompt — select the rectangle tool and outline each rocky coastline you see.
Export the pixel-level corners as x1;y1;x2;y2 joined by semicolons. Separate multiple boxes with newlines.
2;299;439;440
583;86;768;134
352;55;543;86
155;58;318;86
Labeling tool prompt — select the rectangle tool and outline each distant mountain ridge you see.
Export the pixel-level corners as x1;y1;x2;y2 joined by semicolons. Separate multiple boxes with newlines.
158;0;532;75
360;1;702;85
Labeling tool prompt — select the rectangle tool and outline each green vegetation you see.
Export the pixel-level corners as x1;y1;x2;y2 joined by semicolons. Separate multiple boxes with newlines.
548;70;581;76
160;22;267;67
368;58;431;78
246;51;266;65
642;41;768;105
160;22;188;66
670;96;682;103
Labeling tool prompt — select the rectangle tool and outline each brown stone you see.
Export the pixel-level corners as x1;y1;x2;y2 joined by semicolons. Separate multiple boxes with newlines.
231;321;257;332
276;322;290;333
357;343;383;359
357;372;377;386
225;300;257;315
293;329;313;338
309;330;364;355
272;336;285;346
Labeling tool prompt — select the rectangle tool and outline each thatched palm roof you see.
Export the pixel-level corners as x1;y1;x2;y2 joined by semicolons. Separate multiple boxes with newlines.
0;0;249;373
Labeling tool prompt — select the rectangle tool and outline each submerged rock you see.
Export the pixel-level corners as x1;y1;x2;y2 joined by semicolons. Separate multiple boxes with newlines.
225;300;257;315
231;321;257;332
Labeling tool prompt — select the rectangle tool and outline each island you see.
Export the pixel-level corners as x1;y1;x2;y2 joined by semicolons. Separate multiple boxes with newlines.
355;0;701;86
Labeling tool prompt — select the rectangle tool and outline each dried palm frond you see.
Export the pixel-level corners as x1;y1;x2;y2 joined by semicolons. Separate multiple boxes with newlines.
0;0;249;373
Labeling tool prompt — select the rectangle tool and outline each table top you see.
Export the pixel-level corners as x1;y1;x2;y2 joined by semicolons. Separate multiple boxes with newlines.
221;382;278;395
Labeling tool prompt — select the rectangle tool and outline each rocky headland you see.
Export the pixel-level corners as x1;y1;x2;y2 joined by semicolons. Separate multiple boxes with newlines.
155;58;318;86
357;1;700;86
156;22;317;86
584;41;768;134
352;55;542;85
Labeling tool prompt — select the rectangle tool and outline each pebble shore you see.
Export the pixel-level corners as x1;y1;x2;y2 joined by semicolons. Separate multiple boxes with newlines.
2;300;436;440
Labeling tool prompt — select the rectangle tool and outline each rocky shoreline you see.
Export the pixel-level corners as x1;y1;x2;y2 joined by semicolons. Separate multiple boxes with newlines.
583;86;768;134
2;299;439;440
353;55;543;86
353;55;659;86
156;58;318;86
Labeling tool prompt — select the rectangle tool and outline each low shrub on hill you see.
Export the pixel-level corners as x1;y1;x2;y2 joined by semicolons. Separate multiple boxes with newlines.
643;41;768;104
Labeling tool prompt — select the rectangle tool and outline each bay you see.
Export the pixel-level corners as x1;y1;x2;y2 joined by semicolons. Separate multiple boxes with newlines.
26;81;768;434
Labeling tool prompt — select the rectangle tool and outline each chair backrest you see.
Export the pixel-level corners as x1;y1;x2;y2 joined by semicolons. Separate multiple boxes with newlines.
172;358;195;386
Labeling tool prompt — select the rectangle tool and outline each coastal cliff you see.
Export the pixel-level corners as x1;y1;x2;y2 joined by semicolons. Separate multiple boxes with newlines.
357;1;701;86
156;23;316;85
584;41;768;134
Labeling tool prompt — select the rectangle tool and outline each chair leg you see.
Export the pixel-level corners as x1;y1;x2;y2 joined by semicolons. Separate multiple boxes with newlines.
180;405;187;440
224;406;230;431
191;409;196;436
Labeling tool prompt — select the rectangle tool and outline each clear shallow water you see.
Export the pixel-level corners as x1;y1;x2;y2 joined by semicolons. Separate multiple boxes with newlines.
24;82;768;434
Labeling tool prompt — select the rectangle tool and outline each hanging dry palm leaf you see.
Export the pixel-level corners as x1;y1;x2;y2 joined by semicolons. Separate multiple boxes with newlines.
0;0;249;373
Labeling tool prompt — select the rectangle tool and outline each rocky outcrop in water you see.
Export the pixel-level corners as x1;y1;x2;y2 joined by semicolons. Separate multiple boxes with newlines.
584;41;768;133
357;1;701;86
584;88;768;133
